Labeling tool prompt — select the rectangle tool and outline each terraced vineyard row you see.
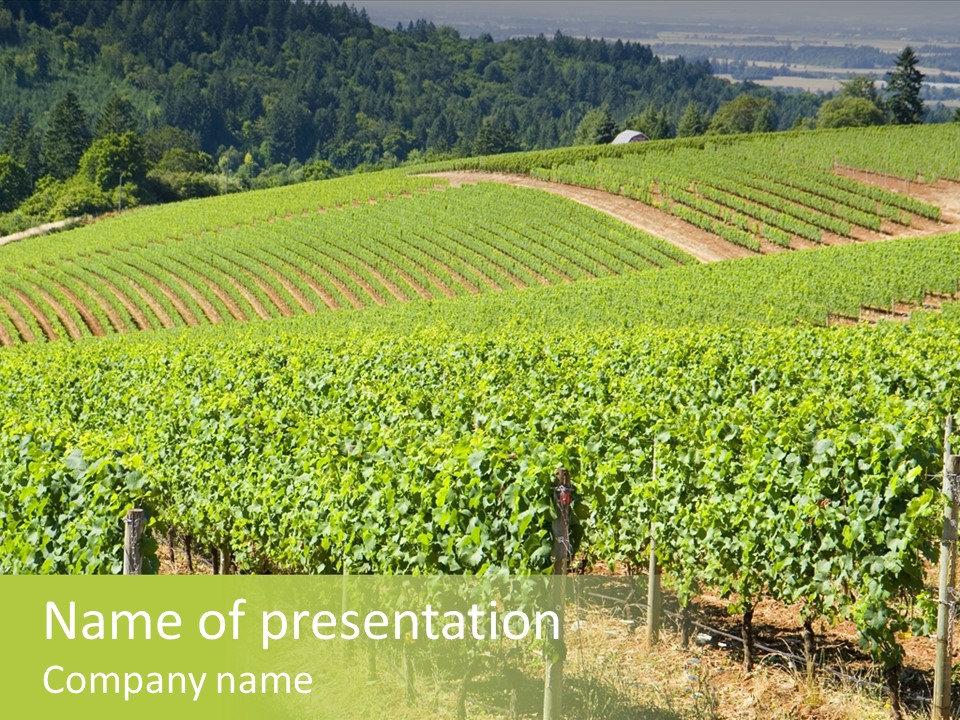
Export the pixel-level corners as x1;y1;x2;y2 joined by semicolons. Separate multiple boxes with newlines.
0;184;692;345
529;146;943;252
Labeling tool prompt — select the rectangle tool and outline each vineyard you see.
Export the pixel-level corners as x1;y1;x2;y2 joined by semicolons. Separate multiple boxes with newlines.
0;182;690;345
432;123;960;182
430;125;960;259
4;123;960;713
2;313;959;688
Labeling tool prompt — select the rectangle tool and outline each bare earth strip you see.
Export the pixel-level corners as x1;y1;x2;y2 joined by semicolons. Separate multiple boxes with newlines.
83;271;151;331
70;276;127;333
323;254;387;307
239;254;315;314
45;279;106;336
397;256;456;298
0;295;36;343
123;278;175;329
0;318;11;346
834;167;960;232
32;286;82;340
150;262;223;325
427;172;755;263
352;257;408;303
12;289;59;341
202;265;271;321
237;266;294;317
288;264;342;310
132;268;199;327
428;256;480;295
166;259;246;322
160;257;234;323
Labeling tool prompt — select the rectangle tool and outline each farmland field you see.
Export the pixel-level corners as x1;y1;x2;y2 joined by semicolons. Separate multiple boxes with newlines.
3;123;960;698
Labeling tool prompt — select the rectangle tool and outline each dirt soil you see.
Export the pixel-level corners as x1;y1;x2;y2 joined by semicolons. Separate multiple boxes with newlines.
428;170;960;265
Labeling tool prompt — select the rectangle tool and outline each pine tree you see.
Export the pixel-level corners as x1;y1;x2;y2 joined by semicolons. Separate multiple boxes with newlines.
677;103;707;137
45;91;91;179
2;111;41;181
474;119;520;155
95;95;138;138
630;106;673;140
574;107;617;145
887;47;924;125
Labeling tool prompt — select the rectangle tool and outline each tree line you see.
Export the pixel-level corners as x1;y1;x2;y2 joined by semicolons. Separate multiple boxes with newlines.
0;1;944;233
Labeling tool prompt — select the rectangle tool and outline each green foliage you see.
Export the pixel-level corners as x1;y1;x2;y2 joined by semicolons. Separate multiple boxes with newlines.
817;96;886;129
676;102;708;137
0;424;156;574
154;147;215;174
44;91;91;180
887;47;924;125
0;154;30;212
95;95;139;138
2;148;960;676
708;95;777;135
77;131;146;191
2;111;41;181
143;126;202;165
574;108;618;145
50;176;111;217
15;176;64;220
629;106;673;140
303;159;338;181
839;76;883;105
0;308;955;669
474;119;521;156
0;0;800;174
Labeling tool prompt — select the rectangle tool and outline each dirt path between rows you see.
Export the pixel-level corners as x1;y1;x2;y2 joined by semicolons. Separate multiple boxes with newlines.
47;279;105;337
835;166;960;230
71;276;127;333
427;172;755;263
0;295;34;342
12;289;58;340
84;271;151;331
429;170;960;263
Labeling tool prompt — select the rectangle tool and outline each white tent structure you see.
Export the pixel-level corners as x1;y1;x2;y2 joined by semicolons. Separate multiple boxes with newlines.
611;129;650;144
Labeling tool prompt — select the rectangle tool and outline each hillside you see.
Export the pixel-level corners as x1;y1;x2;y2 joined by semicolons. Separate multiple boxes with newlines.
1;124;959;346
0;0;789;173
4;121;960;718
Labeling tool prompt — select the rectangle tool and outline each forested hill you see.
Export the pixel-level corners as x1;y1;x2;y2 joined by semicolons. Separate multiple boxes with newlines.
0;0;817;172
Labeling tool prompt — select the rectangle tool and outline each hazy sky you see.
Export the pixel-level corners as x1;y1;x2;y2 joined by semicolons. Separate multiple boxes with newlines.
358;1;960;41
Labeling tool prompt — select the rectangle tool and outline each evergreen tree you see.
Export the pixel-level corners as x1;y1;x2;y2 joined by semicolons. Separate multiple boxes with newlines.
474;119;520;155
887;47;924;125
45;91;91;179
677;102;707;137
751;104;775;133
0;154;30;212
2;111;41;181
95;95;138;138
630;106;673;140
574;107;617;145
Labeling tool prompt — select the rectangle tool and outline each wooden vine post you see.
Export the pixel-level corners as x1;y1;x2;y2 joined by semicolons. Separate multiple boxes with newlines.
647;441;662;648
123;508;145;575
933;415;960;720
543;466;574;720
